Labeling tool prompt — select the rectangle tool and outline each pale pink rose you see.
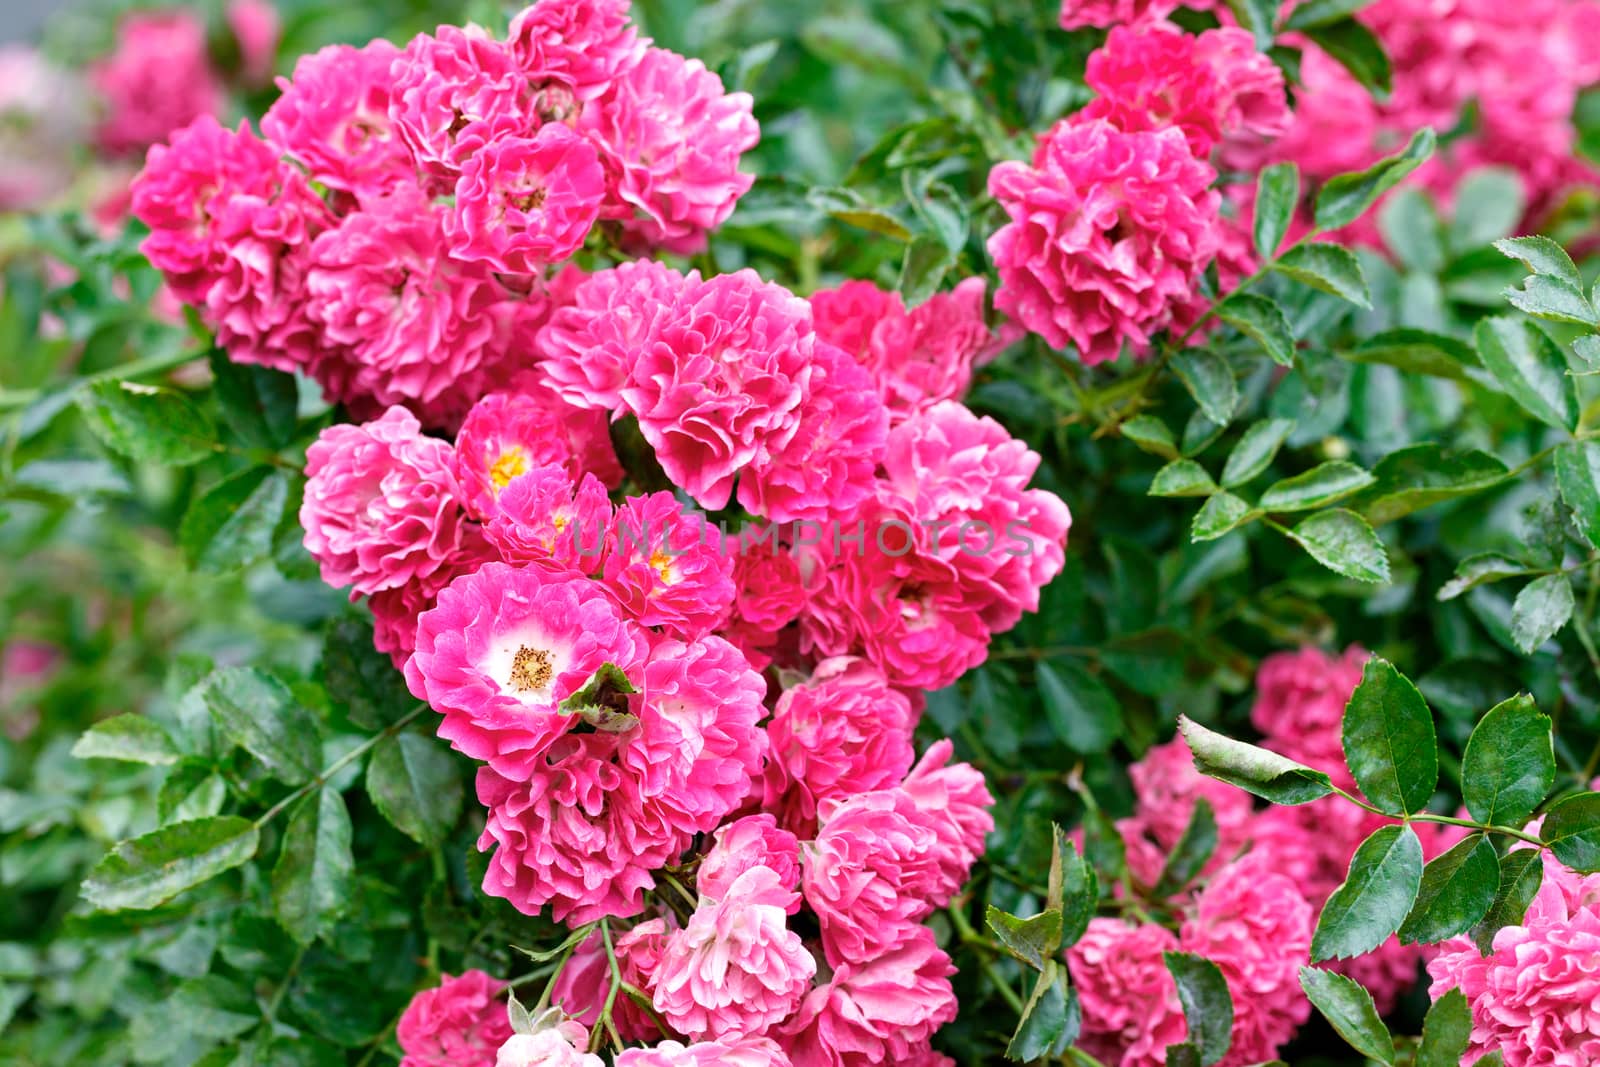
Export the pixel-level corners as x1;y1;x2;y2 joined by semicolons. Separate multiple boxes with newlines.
778;924;957;1067
762;657;916;836
300;407;468;596
454;385;623;520
91;12;223;156
226;0;281;87
653;867;816;1040
447;125;606;275
495;1016;601;1067
397;971;515;1067
699;815;803;909
987;117;1220;364
600;493;736;640
583;47;759;253
262;41;416;205
616;1038;792;1067
404;562;649;780
1067;918;1187;1067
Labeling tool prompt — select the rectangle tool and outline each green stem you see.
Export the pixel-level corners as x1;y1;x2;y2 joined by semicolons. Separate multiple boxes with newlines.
1408;812;1545;847
982;957;1026;1016
591;920;626;1053
264;943;308;1026
254;704;431;830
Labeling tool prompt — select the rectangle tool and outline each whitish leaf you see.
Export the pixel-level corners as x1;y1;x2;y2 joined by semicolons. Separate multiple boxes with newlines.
1259;462;1374;511
1511;574;1575;654
1287;509;1390;583
72;714;179;766
1177;716;1334;804
81;817;260;912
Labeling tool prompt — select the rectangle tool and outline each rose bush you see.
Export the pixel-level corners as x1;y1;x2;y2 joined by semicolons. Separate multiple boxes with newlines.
4;0;1600;1064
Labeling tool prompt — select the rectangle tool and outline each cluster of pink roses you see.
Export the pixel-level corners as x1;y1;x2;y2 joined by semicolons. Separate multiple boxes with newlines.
1068;647;1457;1066
129;0;760;428
115;3;1081;1061
988;16;1286;364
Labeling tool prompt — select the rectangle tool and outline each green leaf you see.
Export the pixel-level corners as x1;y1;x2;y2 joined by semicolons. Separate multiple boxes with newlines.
987;906;1064;970
1218;295;1296;366
1575;334;1600;369
1312;824;1424;961
322;616;419;731
1122;415;1179;459
1056;834;1098;948
179;468;290;573
1494;235;1583;288
1541;791;1600;872
1511;574;1575;654
1398;835;1499;944
128;975;258;1062
1285;0;1378;30
558;662;640;732
1378;186;1445;274
1221;419;1296;488
1273;243;1372;307
1259;462;1375;511
1038;661;1120;754
1191;492;1257;542
1556;442;1600;549
1172;350;1239;426
366;732;463;847
1155;798;1218;897
71;714;180;766
1164;953;1234;1067
200;667;321;785
1417;988;1473;1067
272;788;354;946
1449;168;1525;250
1462;695;1555;827
1363;445;1510;524
1473;317;1579;431
1505;275;1600;327
1341;328;1480;382
808;186;911;240
1315;129;1437;231
75;380;218;466
1253;163;1300;258
81;816;260;911
209;352;299;449
1177;716;1334;804
1224;0;1277;49
1287;509;1390;583
1299;967;1396;1064
1471;849;1544;952
1151;459;1218;498
1006;961;1079;1061
1439;554;1537;601
1342;656;1438;815
898;236;954;304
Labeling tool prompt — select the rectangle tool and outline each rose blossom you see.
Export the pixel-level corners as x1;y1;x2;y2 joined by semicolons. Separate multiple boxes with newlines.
397;970;515;1067
537;260;695;412
899;739;996;902
761;657;916;835
987;117;1220;364
389;26;539;183
91;11;222;156
778;924;957;1067
601;493;736;639
553;920;672;1041
1058;0;1199;29
508;0;643;103
300;407;468;596
447;125;606;275
1067;918;1187;1067
698;815;803;908
583;47;759;253
0;48;90;212
261;40;416;205
1249;646;1368;776
616;1038;792;1067
494;1013;600;1067
483;467;613;575
405;562;650;779
653;867;816;1040
226;0;281;87
369;526;500;670
454;384;623;520
1119;736;1254;886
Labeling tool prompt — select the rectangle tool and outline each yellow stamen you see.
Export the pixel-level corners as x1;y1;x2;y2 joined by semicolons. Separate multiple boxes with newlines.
490;447;530;492
508;645;553;693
